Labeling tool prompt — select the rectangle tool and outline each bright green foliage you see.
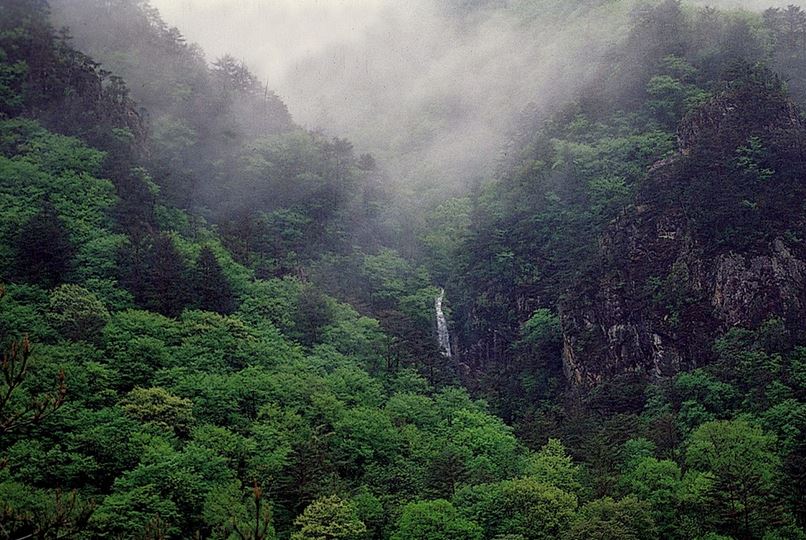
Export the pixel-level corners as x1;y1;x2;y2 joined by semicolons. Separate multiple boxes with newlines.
351;487;385;539
331;406;401;475
203;481;278;540
55;406;142;487
0;478;94;539
645;56;710;128
291;495;367;540
102;309;179;389
238;277;301;336
361;249;427;310
686;419;784;539
46;284;109;342
445;408;522;484
762;398;806;456
90;484;181;537
0;283;56;341
522;438;582;495
177;310;302;371
26;342;114;408
1;2;805;539
516;306;564;401
454;477;577;540
120;386;195;436
0;119;105;176
321;303;387;372
112;441;234;533
566;496;657;540
312;250;443;382
673;370;738;420
391;499;482;540
520;309;561;348
0;120;118;289
192;424;254;468
385;393;439;429
618;456;708;539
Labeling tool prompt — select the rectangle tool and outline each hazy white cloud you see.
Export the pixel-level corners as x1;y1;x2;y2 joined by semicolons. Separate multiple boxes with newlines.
150;1;623;193
690;0;805;8
149;0;806;200
150;0;389;84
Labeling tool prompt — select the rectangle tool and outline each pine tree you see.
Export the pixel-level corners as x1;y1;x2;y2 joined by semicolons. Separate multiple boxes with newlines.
141;233;189;317
294;284;331;346
13;198;73;288
191;246;235;314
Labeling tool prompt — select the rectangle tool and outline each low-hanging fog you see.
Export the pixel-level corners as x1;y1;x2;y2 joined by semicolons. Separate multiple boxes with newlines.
150;0;806;202
148;0;629;202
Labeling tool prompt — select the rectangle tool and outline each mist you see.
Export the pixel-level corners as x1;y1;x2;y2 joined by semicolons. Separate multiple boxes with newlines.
148;0;629;201
148;0;805;204
5;1;806;536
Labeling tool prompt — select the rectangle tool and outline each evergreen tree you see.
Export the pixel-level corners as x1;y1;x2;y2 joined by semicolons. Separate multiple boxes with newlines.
294;284;332;346
191;246;235;314
141;233;189;317
12;199;73;288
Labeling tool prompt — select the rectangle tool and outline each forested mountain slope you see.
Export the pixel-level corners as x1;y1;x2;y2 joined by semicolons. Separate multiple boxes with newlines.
48;0;293;212
563;68;806;385
433;2;806;536
0;0;804;539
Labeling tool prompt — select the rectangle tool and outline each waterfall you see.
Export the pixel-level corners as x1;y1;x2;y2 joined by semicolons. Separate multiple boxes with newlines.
435;288;452;357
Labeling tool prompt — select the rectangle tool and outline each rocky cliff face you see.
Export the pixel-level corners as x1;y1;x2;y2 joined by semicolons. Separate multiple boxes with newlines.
561;72;806;386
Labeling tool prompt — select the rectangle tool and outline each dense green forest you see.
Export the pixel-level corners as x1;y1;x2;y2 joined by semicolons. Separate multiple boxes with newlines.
1;0;805;538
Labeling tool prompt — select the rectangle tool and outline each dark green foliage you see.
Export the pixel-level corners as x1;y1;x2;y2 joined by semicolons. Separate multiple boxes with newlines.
0;47;26;115
293;283;332;347
764;5;806;103
0;1;805;539
0;0;147;161
667;66;806;251
12;199;73;288
191;246;236;315
123;233;190;318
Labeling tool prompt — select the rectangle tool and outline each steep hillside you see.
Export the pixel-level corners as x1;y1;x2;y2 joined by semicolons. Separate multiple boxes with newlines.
441;4;806;531
48;0;293;211
1;0;805;539
448;0;806;395
563;68;806;385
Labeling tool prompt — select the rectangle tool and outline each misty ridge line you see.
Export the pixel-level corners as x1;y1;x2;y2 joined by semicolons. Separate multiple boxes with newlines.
148;0;806;200
146;0;630;204
57;0;806;207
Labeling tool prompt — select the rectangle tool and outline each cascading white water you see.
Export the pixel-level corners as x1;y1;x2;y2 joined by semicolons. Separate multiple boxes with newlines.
435;288;452;357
